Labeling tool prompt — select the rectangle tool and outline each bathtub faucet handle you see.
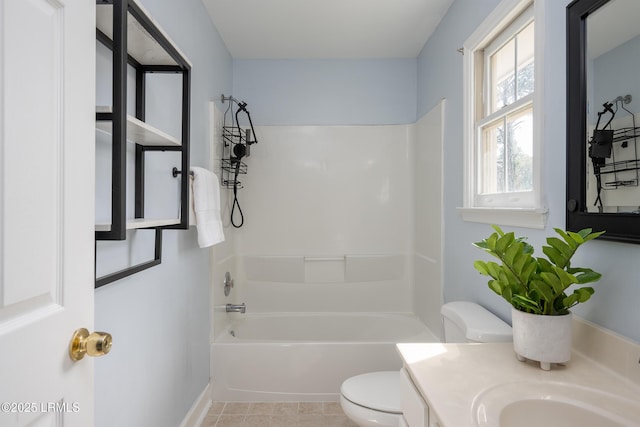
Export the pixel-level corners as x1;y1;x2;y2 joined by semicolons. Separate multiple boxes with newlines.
224;272;234;297
226;303;246;314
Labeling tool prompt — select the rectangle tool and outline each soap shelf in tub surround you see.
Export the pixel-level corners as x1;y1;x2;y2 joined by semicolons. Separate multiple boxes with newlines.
242;254;406;283
94;0;191;288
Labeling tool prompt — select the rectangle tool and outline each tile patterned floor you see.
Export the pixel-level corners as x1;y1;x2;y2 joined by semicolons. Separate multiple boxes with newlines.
201;402;359;427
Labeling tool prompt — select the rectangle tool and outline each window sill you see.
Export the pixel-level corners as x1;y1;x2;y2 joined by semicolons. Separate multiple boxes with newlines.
457;207;549;229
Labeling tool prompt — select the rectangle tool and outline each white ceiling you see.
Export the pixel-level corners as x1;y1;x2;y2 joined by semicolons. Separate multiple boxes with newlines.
202;0;455;59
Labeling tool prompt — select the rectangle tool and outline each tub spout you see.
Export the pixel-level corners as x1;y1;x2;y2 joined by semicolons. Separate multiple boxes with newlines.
226;303;246;313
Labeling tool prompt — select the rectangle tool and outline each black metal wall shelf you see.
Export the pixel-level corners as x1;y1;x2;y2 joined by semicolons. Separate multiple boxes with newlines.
94;0;191;288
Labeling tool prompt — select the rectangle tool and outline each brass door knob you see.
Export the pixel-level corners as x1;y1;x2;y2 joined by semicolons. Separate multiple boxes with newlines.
69;328;112;361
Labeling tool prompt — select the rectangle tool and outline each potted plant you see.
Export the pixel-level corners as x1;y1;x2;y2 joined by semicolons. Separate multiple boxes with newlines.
473;226;604;370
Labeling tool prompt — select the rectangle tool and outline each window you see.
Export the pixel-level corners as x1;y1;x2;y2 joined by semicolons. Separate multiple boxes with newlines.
461;0;547;229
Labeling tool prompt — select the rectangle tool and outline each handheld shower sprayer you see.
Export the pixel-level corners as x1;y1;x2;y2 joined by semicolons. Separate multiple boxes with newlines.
234;101;258;148
603;101;614;115
221;95;259;229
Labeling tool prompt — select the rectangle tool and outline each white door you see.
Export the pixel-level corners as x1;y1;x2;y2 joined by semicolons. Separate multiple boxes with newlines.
0;0;96;426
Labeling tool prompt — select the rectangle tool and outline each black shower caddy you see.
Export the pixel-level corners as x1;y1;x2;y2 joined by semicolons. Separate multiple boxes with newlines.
220;125;248;189
593;126;640;189
218;94;259;229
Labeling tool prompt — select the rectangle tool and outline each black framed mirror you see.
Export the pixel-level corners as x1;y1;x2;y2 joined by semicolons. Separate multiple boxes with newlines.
567;0;640;243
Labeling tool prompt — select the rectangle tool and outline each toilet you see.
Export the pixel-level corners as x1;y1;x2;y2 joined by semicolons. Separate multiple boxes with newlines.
339;301;512;427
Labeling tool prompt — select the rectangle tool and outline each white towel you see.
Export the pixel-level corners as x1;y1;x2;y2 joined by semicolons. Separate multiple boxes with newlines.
191;167;225;248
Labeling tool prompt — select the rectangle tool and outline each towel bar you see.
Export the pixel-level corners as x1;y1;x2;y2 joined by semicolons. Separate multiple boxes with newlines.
172;167;194;178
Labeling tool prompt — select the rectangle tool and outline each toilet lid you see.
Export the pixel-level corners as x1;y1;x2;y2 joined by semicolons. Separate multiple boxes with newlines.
341;371;401;414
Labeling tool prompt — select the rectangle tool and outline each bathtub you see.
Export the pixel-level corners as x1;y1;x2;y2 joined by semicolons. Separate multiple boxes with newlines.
211;312;438;402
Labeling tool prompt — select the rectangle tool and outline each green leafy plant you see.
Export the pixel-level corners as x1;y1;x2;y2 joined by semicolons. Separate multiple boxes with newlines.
473;226;604;315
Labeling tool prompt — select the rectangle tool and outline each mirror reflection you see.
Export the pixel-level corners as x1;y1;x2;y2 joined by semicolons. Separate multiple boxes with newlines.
585;0;640;213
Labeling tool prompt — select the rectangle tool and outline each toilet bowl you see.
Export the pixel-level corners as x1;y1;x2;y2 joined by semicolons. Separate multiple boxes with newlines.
339;301;512;427
340;371;401;427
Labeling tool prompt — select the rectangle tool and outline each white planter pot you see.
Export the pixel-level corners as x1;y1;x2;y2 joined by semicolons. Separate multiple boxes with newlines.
511;307;572;371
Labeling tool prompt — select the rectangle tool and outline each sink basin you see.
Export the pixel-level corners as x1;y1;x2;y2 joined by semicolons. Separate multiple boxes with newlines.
472;381;640;427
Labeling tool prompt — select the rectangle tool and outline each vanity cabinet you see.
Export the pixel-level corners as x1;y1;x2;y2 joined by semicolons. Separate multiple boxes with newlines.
399;368;441;427
94;0;191;287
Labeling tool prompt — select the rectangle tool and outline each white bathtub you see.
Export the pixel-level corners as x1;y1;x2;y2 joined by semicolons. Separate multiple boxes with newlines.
211;312;438;402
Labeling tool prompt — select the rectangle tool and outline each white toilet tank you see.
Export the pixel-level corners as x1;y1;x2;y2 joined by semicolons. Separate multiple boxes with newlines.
441;301;512;343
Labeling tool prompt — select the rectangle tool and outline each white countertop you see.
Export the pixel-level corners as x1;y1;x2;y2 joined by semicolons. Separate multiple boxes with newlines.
397;342;640;427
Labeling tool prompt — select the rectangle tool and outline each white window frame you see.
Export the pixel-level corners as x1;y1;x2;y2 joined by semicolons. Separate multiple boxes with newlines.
459;0;548;229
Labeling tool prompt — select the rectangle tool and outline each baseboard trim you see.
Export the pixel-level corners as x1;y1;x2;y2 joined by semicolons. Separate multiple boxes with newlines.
180;383;211;427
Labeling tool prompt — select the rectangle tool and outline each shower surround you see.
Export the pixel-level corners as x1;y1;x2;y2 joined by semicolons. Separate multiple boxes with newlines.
231;124;416;315
210;104;445;400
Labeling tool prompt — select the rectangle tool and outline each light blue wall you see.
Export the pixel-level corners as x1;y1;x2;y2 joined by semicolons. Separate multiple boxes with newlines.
418;0;640;343
94;0;232;426
593;34;640;117
233;59;417;125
